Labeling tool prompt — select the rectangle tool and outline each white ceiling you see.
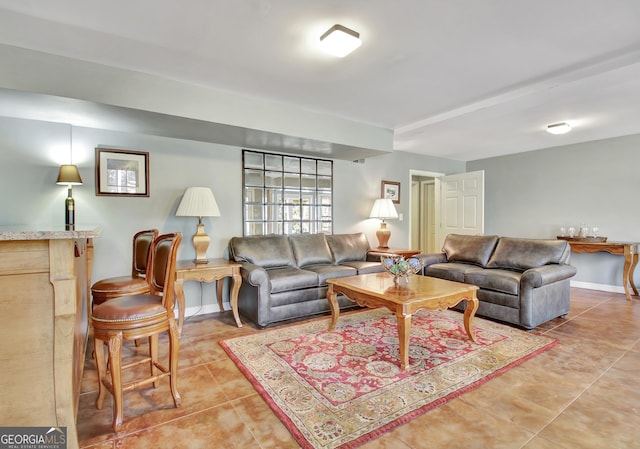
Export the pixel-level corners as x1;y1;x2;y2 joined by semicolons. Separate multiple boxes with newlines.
1;0;640;161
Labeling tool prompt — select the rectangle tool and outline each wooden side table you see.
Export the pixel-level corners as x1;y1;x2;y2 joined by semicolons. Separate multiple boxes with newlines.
368;247;421;259
174;258;243;332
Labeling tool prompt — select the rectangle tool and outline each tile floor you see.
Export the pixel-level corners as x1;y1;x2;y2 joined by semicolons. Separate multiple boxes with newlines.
77;288;640;448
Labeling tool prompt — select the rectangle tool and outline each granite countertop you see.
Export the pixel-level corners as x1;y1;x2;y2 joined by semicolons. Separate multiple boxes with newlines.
0;225;102;240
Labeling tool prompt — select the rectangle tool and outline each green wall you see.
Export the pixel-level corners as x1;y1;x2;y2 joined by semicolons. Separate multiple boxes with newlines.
0;116;463;315
468;133;640;291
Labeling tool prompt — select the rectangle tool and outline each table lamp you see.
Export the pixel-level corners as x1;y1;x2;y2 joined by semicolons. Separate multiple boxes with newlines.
369;198;398;248
56;164;83;230
176;187;221;264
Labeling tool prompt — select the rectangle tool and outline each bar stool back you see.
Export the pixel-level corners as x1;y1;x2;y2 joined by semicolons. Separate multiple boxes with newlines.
91;232;182;432
91;229;159;308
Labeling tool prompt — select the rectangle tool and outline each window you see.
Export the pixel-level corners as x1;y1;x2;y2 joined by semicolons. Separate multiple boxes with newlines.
242;150;333;235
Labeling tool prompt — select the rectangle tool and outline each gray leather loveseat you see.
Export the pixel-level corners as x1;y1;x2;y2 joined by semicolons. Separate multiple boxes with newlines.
419;234;577;329
228;233;384;328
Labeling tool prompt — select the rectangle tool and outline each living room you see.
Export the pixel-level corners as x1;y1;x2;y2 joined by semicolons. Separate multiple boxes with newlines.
0;2;639;448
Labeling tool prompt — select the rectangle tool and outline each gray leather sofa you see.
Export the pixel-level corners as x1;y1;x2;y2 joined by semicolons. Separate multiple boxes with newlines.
419;234;577;329
228;233;384;328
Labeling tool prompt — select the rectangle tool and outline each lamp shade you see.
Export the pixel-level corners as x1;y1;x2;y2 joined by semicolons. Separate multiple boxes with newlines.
56;164;83;185
176;187;221;218
369;198;398;220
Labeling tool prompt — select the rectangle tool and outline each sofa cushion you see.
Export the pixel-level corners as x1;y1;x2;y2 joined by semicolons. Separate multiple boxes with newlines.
341;260;385;274
442;234;499;267
230;235;295;268
267;267;319;293
326;233;371;263
289;234;334;267
424;263;482;283
302;264;357;284
487;238;569;270
465;269;522;295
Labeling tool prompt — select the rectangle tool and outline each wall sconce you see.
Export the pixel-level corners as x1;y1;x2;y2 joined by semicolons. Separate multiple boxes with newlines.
56;126;83;230
175;187;221;264
369;198;398;248
56;164;83;230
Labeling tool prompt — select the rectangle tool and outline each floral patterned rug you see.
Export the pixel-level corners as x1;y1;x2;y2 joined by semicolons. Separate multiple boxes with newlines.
220;309;557;449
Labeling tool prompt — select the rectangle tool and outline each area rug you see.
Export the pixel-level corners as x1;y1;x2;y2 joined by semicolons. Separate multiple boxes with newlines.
220;309;557;449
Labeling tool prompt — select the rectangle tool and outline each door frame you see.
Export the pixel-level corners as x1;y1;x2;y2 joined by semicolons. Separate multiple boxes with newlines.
409;169;445;250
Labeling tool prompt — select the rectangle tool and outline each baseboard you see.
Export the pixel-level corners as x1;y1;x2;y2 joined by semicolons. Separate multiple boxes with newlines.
183;303;227;318
570;280;625;295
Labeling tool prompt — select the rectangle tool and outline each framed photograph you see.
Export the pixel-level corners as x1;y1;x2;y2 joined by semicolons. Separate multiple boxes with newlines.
95;148;149;197
381;180;401;204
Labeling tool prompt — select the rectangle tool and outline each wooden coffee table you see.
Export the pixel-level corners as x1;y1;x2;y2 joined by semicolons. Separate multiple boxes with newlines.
327;273;479;370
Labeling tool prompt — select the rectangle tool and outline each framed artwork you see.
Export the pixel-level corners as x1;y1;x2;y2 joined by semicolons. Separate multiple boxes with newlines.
381;180;400;204
95;148;150;197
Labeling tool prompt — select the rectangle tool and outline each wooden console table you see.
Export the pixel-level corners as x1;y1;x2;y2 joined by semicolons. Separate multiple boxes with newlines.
566;241;639;300
174;258;242;332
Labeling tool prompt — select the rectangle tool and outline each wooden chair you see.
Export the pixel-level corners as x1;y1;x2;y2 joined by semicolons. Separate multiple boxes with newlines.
91;232;182;432
91;229;159;308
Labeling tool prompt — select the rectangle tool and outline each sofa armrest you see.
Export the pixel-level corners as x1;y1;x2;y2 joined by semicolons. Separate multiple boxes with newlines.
366;251;385;262
238;261;269;287
417;252;447;267
521;264;578;289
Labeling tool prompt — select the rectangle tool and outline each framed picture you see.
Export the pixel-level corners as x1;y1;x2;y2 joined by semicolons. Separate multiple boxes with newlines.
95;148;150;197
381;180;400;204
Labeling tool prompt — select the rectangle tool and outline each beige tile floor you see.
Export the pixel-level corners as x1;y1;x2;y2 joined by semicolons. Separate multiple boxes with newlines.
77;287;640;448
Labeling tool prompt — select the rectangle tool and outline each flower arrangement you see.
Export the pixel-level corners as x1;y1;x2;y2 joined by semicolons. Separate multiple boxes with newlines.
381;255;423;282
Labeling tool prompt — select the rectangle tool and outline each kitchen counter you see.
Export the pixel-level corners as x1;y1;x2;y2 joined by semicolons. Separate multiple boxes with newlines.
0;225;100;449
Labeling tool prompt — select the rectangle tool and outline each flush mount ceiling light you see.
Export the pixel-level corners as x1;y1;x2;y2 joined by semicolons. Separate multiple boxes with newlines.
546;122;572;135
319;24;362;57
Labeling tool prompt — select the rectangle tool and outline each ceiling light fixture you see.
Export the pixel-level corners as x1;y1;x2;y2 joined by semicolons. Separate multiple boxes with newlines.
319;24;361;57
546;122;572;135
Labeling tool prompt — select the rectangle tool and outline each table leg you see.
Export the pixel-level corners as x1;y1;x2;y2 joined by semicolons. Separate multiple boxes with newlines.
215;280;225;312
174;276;185;336
623;246;635;300
463;296;479;342
230;272;243;328
629;252;639;297
327;285;340;331
396;311;412;370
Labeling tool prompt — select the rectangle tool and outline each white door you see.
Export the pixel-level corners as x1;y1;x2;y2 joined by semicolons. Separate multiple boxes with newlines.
435;170;484;248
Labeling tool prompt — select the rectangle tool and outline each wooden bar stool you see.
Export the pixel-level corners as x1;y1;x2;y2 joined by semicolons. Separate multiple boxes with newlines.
91;232;182;432
91;229;159;308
